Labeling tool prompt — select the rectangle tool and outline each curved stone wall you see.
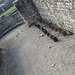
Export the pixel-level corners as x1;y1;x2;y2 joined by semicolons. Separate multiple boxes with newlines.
0;9;24;38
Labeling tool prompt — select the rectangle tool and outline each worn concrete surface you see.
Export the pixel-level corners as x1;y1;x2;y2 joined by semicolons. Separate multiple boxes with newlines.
0;24;75;75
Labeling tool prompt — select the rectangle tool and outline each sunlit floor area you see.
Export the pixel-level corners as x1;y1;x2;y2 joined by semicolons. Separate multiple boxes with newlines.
0;24;75;75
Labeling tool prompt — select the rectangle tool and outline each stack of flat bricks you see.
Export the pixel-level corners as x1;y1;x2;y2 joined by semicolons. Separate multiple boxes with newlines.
14;0;41;26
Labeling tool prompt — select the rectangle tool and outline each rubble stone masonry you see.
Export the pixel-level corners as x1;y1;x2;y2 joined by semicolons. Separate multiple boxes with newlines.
32;0;75;32
14;0;41;25
15;0;75;32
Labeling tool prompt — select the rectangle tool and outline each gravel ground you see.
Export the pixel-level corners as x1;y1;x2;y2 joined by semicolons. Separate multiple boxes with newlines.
0;24;75;75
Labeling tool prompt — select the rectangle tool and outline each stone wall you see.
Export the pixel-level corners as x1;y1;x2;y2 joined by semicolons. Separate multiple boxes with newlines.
14;0;75;32
14;0;41;26
0;0;75;38
0;9;24;38
32;0;75;32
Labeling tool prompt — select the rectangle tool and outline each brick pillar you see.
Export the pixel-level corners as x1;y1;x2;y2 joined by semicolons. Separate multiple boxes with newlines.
13;0;41;26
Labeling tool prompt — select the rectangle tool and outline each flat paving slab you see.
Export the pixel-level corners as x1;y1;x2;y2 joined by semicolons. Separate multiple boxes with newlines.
0;24;75;75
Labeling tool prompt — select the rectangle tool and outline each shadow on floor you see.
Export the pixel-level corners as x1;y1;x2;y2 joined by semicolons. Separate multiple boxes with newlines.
0;48;25;75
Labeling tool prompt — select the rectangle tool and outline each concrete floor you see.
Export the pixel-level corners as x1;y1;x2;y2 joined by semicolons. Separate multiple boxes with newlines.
0;24;75;75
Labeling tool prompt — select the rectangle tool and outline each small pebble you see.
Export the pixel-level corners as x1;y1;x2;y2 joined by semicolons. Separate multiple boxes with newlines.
72;57;75;61
48;46;51;49
40;34;44;37
51;64;55;67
